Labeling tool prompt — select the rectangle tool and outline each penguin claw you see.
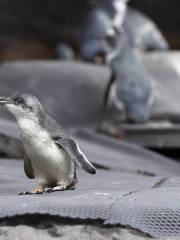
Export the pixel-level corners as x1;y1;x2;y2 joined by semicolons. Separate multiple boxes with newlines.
19;190;44;195
44;188;53;193
18;191;29;195
19;191;33;195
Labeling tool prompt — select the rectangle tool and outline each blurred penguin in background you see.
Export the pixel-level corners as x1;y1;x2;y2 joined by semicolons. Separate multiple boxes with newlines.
104;30;155;123
80;0;128;62
80;0;169;62
55;43;75;60
80;0;164;123
124;7;169;51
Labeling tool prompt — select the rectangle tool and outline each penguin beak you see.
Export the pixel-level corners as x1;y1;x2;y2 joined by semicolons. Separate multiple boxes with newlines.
0;97;12;105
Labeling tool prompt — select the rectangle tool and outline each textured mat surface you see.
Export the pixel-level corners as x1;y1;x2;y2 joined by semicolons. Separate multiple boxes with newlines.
1;129;180;238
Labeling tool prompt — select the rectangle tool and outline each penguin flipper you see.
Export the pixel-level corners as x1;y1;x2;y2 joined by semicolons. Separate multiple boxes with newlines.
24;151;35;179
54;137;96;175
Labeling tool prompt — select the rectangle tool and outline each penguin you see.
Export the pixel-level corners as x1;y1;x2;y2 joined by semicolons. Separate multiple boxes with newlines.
104;31;155;123
0;93;96;194
124;7;169;51
80;0;128;61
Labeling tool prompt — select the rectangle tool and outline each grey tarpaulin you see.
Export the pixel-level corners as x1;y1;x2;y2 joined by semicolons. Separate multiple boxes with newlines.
0;54;180;238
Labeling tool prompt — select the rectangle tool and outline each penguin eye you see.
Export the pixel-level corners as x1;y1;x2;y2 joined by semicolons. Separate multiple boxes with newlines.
15;98;24;105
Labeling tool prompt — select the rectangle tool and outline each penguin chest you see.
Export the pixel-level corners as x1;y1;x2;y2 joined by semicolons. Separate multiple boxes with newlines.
24;135;66;168
18;119;73;181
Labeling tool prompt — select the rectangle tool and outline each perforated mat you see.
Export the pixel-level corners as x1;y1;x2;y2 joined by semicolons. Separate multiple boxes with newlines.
1;129;180;238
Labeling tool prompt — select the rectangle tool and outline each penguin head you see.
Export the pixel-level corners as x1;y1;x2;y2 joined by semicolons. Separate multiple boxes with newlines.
126;102;151;123
0;93;43;120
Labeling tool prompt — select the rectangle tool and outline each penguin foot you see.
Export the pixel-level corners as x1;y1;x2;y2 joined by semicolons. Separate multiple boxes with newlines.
45;181;76;193
19;185;45;195
45;185;66;193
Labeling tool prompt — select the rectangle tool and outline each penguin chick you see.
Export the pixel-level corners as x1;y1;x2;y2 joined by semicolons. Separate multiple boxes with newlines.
0;93;96;194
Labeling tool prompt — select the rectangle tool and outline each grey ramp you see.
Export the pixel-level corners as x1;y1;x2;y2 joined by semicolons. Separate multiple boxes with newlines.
1;129;180;238
0;54;180;126
0;61;110;127
75;129;180;177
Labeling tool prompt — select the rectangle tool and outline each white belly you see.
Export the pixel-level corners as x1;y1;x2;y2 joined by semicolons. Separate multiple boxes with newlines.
18;118;73;184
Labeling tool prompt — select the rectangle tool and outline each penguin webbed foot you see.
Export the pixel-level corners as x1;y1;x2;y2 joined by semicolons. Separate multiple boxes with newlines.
19;185;45;195
45;182;76;193
19;182;76;195
45;185;66;193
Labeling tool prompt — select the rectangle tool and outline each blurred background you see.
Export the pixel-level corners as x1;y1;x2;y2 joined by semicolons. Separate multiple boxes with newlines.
0;0;178;61
0;0;179;151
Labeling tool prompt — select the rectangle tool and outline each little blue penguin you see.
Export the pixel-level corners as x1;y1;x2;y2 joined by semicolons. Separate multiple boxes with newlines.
0;93;96;194
124;7;169;51
105;31;155;123
80;0;128;61
80;1;168;62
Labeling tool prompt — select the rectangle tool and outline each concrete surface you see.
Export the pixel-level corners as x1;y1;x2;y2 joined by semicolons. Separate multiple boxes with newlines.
0;215;178;240
0;224;152;240
1;223;180;240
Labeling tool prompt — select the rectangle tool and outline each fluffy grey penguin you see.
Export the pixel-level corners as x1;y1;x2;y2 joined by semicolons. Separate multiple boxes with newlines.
105;31;155;123
80;0;128;61
124;7;169;51
0;93;96;194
